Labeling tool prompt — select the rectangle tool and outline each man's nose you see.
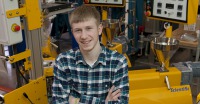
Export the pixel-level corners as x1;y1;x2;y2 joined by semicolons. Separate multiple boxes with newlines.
80;30;88;39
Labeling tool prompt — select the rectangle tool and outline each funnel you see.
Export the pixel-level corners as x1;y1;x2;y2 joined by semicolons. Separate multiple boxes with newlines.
151;37;179;71
102;19;120;47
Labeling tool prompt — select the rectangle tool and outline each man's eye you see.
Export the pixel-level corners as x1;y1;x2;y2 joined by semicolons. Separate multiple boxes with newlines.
74;30;81;32
86;28;92;30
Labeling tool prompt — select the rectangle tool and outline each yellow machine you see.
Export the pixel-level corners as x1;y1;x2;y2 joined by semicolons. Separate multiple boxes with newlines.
0;0;200;104
131;0;199;103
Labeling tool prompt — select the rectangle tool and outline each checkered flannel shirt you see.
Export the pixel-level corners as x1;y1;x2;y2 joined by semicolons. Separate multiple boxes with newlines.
52;45;129;104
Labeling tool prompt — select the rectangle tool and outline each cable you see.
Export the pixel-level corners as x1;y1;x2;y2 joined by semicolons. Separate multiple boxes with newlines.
15;62;29;84
23;92;34;104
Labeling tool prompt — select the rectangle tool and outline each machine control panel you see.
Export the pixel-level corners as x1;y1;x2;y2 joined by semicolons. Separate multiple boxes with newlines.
0;0;22;45
145;0;188;23
84;0;124;7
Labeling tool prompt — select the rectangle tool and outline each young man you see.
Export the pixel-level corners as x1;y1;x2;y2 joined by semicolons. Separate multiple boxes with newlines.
52;5;129;104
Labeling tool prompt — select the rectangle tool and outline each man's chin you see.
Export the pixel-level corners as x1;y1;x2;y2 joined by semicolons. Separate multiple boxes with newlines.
80;47;92;52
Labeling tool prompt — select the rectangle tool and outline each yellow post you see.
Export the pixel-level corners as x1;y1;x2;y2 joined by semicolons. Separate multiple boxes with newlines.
165;26;172;68
101;8;108;46
165;26;172;38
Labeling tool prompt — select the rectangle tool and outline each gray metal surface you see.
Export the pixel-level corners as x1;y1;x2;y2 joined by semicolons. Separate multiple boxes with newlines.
172;62;193;85
102;19;119;28
24;27;44;79
151;37;179;51
113;35;129;54
187;62;200;77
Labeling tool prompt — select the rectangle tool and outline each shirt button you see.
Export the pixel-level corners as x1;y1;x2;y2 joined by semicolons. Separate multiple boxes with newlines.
88;85;91;88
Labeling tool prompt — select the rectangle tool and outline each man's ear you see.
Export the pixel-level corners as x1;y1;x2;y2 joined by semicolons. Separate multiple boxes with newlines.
98;24;103;36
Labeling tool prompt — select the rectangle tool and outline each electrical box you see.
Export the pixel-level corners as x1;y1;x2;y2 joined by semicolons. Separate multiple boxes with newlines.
145;0;199;24
84;0;125;7
0;0;22;45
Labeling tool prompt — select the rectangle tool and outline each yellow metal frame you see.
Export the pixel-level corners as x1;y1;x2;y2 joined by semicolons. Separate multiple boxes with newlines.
4;76;48;104
42;37;58;58
6;0;42;30
44;67;53;77
9;49;31;63
8;49;32;71
101;9;108;46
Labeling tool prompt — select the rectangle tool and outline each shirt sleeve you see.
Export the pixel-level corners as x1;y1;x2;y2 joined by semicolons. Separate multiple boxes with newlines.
52;57;72;104
79;56;129;104
108;56;129;104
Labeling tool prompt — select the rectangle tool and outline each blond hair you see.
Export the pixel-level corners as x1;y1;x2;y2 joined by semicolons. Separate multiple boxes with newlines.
69;5;101;26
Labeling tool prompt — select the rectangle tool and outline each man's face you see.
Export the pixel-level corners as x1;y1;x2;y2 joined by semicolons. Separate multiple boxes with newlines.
71;18;103;52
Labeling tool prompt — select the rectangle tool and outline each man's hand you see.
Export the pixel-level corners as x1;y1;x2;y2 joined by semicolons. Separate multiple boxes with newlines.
105;85;121;103
69;96;80;104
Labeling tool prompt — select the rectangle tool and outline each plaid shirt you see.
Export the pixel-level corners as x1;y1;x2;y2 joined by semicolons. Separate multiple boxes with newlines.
52;45;129;104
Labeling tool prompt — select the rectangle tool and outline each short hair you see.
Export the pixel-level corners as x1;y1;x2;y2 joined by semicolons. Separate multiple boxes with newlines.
69;5;101;26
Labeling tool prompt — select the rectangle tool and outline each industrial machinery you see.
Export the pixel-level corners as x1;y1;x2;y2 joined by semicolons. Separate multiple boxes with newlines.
86;0;133;67
101;19;132;67
0;0;200;104
0;0;23;45
130;0;199;103
86;0;199;103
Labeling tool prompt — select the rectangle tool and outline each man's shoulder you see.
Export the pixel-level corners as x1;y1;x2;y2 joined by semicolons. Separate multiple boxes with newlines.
103;46;126;59
56;48;79;60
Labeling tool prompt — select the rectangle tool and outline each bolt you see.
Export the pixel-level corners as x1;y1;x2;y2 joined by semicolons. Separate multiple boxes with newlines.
16;11;19;14
9;13;12;16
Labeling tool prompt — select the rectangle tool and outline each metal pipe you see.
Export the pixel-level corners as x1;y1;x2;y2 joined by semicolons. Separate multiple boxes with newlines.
0;55;9;61
195;30;200;61
125;0;129;37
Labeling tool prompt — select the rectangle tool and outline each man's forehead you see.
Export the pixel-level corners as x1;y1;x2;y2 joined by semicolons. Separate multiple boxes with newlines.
72;19;98;28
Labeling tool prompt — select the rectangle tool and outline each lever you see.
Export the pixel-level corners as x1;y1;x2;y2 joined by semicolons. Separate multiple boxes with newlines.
165;76;171;90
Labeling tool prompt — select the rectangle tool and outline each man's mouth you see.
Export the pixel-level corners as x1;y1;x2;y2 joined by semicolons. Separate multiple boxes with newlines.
81;40;91;44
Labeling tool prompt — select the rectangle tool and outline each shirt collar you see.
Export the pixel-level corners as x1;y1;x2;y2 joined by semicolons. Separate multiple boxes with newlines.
75;45;106;66
75;49;87;65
